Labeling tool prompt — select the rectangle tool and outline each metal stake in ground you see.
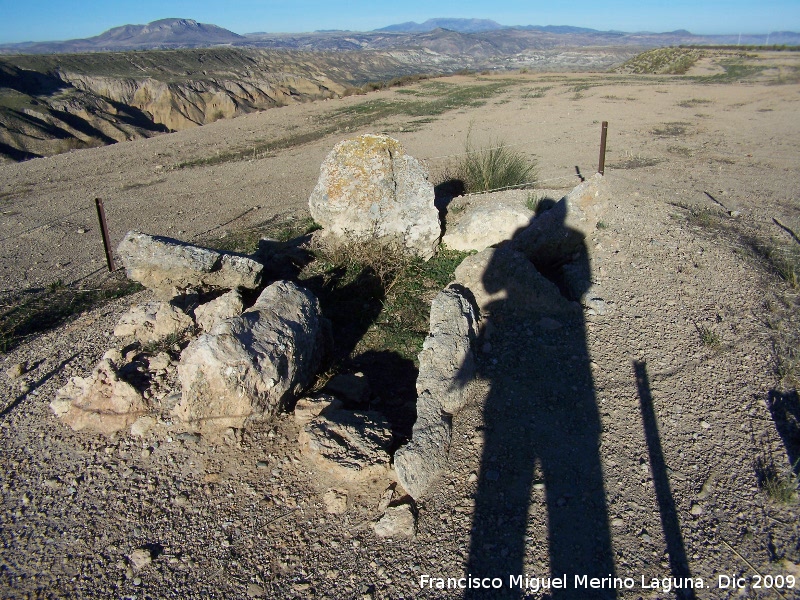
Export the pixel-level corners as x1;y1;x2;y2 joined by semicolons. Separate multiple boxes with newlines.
598;121;608;175
94;198;115;272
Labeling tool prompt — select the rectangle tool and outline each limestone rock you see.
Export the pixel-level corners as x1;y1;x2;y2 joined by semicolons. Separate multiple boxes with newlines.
443;200;533;251
175;281;327;435
454;245;575;316
5;362;27;380
299;409;392;481
416;286;477;415
117;231;263;298
394;393;452;499
294;394;342;427
194;289;244;332
308;134;440;259
128;548;153;571
323;489;348;514
114;301;193;344
512;173;609;266
372;504;417;539
51;358;148;436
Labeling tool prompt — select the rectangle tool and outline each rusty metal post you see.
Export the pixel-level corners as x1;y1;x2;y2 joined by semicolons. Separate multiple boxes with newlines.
94;198;115;272
598;121;608;175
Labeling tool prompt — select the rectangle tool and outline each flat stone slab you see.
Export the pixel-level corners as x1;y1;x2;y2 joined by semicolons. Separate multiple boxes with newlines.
117;230;263;298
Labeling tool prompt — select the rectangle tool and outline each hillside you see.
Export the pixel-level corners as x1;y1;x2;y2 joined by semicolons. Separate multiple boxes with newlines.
0;47;453;162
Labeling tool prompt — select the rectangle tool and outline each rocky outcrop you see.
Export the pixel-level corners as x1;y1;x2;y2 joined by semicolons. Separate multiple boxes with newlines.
117;231;263;298
294;394;342;427
50;351;148;436
309;134;441;260
175;281;327;435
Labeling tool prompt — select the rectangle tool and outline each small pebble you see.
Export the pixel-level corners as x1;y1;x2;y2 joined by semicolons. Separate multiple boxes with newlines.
5;362;26;380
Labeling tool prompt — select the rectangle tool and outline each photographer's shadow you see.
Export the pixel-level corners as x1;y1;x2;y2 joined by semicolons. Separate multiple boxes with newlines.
463;198;616;599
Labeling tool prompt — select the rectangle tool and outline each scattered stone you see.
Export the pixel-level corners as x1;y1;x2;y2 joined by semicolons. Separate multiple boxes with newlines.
147;352;172;372
372;504;417;539
117;230;263;298
194;289;244;332
299;409;392;481
442;199;533;252
611;518;624;527
51;358;148;436
114;301;193;344
537;317;563;330
19;382;31;394
585;297;608;316
294;394;342;427
690;503;703;516
308;134;440;260
323;373;370;406
377;486;395;512
700;420;711;430
468;472;478;483
128;548;152;571
175;281;328;435
246;583;266;598
5;362;27;380
130;415;157;437
323;489;348;514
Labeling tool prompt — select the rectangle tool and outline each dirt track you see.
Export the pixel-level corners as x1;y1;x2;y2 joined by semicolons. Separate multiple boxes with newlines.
1;52;800;598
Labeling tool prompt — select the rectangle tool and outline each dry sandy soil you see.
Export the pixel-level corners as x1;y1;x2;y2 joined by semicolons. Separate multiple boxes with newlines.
1;51;800;599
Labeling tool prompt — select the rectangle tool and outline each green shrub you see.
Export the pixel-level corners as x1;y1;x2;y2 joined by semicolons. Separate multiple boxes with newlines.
458;135;537;194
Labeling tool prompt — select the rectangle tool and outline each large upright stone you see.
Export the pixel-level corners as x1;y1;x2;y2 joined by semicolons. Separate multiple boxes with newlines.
394;285;476;499
308;134;440;259
117;231;263;298
416;285;478;415
175;281;327;435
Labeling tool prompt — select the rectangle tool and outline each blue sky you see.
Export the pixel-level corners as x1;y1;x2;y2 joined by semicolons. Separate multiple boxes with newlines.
0;0;797;43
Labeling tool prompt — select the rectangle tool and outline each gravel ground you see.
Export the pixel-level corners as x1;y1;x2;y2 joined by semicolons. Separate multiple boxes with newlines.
1;54;800;599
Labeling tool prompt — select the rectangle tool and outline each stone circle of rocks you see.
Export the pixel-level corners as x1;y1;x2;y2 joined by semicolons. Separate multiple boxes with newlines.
50;133;610;535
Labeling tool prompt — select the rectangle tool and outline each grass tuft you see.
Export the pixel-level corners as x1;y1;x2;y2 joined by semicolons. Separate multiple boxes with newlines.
757;458;799;504
455;134;537;194
697;325;722;349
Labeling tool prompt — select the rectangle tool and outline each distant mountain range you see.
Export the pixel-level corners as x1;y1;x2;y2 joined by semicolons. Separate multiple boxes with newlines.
1;18;244;53
1;17;798;54
376;18;504;33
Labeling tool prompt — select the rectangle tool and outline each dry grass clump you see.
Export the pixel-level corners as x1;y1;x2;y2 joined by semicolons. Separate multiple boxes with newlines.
447;134;537;194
